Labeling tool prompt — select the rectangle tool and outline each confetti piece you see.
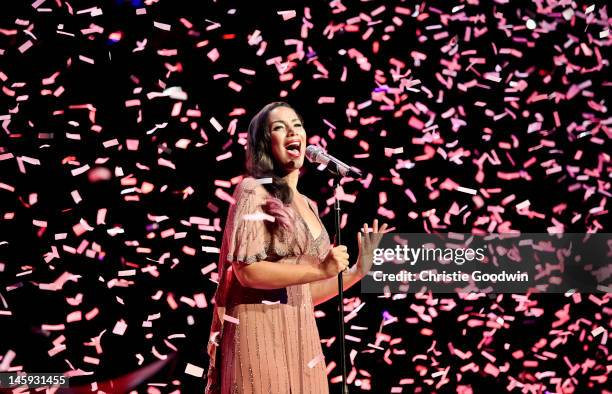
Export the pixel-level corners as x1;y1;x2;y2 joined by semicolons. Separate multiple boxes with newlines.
78;55;95;64
185;363;204;377
18;40;34;53
515;200;531;210
307;353;325;368
222;314;239;325
242;211;275;222
207;48;220;62
112;320;127;336
210;117;223;131
455;186;477;195
162;86;188;100
71;164;91;176
153;21;171;31
277;10;297;21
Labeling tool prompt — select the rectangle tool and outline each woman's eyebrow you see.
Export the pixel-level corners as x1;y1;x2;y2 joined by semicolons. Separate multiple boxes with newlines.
270;118;301;125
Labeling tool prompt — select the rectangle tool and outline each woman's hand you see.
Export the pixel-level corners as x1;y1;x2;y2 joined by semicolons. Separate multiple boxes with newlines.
356;219;390;277
309;221;392;306
320;245;350;278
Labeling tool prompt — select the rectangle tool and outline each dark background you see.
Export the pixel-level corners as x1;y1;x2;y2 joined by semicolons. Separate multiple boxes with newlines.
0;0;610;392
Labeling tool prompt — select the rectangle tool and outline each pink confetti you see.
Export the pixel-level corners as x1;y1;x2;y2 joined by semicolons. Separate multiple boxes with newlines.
153;21;171;31
112;320;128;335
222;314;239;325
185;363;204;377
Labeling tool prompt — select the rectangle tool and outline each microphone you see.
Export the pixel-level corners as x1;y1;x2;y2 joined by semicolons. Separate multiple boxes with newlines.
305;145;363;178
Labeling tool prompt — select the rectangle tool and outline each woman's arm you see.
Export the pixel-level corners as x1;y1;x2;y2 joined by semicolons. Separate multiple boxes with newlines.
311;220;389;306
233;257;327;290
233;246;349;290
309;264;363;307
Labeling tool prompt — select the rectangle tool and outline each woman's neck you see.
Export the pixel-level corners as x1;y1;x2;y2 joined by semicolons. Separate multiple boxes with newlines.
282;169;300;194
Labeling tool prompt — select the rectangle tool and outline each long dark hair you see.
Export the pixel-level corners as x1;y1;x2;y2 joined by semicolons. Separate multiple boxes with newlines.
246;101;304;205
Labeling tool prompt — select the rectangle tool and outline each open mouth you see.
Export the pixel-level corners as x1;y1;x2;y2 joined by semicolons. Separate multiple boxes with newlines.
284;141;301;157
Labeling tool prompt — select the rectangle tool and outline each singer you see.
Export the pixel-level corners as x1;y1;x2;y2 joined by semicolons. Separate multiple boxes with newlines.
205;102;387;393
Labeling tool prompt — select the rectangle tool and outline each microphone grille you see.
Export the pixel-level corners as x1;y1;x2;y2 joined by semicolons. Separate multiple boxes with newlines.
305;145;322;163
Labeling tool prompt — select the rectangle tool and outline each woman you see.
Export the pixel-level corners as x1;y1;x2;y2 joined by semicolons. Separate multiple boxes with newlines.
205;102;387;393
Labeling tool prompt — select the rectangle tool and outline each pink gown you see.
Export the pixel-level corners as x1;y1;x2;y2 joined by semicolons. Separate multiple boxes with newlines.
206;177;331;394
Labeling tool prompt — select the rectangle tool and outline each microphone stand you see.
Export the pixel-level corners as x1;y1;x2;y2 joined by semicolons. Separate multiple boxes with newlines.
330;174;350;394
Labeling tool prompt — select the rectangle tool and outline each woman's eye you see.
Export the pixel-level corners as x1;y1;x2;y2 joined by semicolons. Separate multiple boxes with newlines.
294;124;302;128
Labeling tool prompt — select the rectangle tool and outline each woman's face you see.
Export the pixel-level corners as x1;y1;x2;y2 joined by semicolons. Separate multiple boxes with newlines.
267;106;306;173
